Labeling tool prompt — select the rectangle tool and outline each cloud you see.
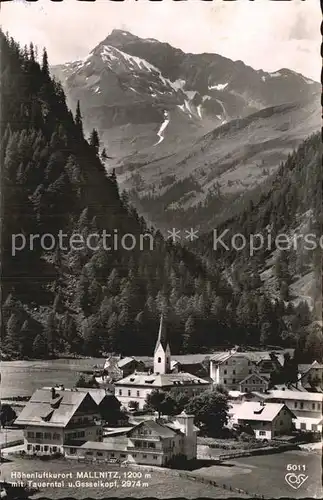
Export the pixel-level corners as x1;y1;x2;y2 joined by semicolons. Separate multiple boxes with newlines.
1;0;320;80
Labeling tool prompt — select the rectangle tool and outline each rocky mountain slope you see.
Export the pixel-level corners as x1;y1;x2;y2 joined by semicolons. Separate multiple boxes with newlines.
51;30;320;231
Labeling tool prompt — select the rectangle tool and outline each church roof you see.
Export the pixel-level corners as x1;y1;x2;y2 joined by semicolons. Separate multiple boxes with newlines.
154;314;169;354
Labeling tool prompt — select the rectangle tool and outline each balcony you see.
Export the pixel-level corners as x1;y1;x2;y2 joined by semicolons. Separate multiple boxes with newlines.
129;435;160;442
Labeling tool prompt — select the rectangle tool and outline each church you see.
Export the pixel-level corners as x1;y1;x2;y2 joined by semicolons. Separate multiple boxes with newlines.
114;315;211;410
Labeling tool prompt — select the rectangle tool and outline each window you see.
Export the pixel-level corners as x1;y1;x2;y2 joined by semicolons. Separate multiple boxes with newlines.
27;432;34;438
294;402;298;408
121;454;126;458
97;452;103;457
232;378;236;383
224;370;227;375
85;452;93;456
133;454;137;458
300;423;306;430
148;442;155;449
280;420;283;426
312;424;318;432
248;361;251;366
35;432;43;439
53;446;57;452
143;454;147;458
53;433;60;440
158;357;161;363
128;390;131;397
119;389;122;396
27;444;32;450
111;453;115;457
44;432;51;439
153;455;158;460
70;448;76;454
233;370;236;375
300;402;304;409
44;446;49;452
77;431;85;438
259;431;266;436
137;391;140;397
225;361;228;365
249;370;252;374
35;445;40;451
312;403;315;410
224;379;227;384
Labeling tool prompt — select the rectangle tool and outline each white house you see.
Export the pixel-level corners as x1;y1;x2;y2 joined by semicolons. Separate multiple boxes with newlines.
115;316;210;409
209;350;282;390
265;389;322;432
232;401;295;440
14;387;102;456
239;373;270;393
64;412;198;466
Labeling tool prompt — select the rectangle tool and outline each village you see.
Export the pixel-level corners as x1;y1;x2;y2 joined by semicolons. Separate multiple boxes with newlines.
0;316;322;498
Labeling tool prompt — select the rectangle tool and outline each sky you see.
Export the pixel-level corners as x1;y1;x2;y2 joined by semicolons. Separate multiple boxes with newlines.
1;0;321;81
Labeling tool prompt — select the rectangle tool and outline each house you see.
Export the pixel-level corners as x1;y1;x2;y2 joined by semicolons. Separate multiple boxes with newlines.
209;350;267;389
211;349;284;389
14;387;102;456
64;412;197;466
265;389;322;432
298;361;323;391
115;316;211;409
239;373;270;393
228;389;322;433
232;401;295;440
97;356;146;383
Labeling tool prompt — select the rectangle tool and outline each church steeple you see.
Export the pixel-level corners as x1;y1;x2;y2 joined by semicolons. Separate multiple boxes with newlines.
154;314;171;374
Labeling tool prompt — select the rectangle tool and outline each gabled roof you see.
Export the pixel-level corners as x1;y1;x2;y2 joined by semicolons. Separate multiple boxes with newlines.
128;419;179;439
298;360;323;374
154;314;169;354
14;388;97;428
240;373;269;384
266;390;322;402
234;402;294;422
118;357;136;368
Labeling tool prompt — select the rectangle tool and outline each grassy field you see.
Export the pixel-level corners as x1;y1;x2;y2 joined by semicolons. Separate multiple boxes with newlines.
193;449;322;499
1;456;246;499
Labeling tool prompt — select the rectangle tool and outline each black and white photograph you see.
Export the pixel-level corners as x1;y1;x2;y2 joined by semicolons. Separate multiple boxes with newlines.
0;0;322;498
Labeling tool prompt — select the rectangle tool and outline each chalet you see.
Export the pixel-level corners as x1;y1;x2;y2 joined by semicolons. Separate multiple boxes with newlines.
298;361;323;391
14;387;102;456
115;316;210;409
239;373;270;393
232;401;295;440
64;412;197;466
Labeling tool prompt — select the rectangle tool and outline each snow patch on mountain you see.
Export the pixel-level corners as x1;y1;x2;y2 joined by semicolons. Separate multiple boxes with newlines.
155;111;170;145
269;71;282;78
197;105;203;119
209;82;228;91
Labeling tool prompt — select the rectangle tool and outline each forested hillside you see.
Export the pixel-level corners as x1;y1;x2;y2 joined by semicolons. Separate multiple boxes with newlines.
193;132;322;363
1;31;321;362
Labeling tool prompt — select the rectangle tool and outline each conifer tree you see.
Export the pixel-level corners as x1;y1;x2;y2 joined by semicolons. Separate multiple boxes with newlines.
89;128;100;155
